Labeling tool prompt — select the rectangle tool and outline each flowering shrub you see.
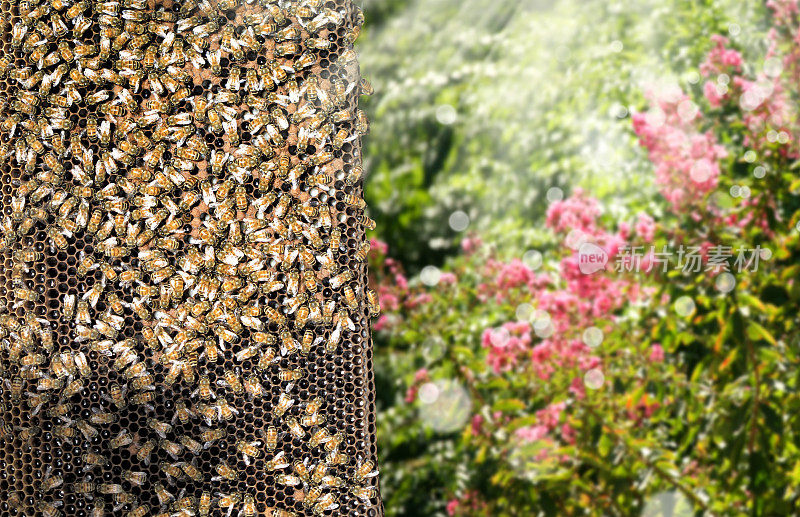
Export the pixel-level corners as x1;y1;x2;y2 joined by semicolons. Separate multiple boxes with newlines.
370;3;800;515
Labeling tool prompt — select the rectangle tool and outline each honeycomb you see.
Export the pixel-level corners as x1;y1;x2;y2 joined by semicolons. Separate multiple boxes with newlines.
0;0;382;515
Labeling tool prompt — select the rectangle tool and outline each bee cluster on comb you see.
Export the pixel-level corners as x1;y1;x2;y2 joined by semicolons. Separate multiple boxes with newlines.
0;0;382;515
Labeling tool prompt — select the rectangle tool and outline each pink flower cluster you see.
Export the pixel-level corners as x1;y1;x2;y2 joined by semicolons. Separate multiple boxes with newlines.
700;34;743;78
546;190;636;319
478;258;550;303
446;490;487;517
700;35;796;156
632;89;728;212
479;192;635;398
460;235;483;255
368;240;415;332
481;321;533;373
514;402;575;451
404;368;430;403
545;190;602;235
767;0;799;28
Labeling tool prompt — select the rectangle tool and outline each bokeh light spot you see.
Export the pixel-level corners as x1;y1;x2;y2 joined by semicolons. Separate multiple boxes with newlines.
582;326;604;348
435;104;457;125
516;303;534;321
674;296;696;317
448;210;470;232
764;56;783;77
420;265;441;286
690;161;712;183
715;272;736;293
418;380;471;433
546;187;564;202
642;491;693;517
418;382;440;404
584;369;605;390
490;327;510;348
523;250;543;270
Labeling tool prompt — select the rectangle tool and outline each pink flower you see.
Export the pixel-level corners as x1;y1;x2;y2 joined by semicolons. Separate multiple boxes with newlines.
369;237;388;257
700;35;743;77
373;315;390;331
460;236;482;254
446;500;459;516
633;88;727;212
649;343;665;362
704;80;725;107
545;188;601;235
482;322;534;373
635;213;656;243
394;273;408;291
514;424;548;443
405;293;432;308
560;423;576;444
439;272;457;284
767;0;799;25
470;414;484;437
404;386;417;403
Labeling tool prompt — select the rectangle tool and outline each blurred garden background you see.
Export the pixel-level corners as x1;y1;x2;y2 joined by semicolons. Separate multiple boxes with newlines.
356;0;800;515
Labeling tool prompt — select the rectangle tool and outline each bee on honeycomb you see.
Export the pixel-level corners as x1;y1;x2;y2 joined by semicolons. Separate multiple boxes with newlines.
0;0;381;515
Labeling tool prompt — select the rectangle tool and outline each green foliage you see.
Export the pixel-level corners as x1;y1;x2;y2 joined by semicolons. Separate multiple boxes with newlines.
357;1;800;515
358;0;766;270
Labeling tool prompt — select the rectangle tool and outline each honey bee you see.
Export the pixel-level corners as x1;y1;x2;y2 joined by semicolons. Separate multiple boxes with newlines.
131;391;154;405
363;289;381;316
192;373;215;401
350;486;377;504
217;398;239;421
213;460;238;482
62;293;77;320
308;428;333;448
238;495;256;517
82;452;110;470
330;270;352;289
198;491;212;517
36;501;64;517
237;439;262;465
38;467;64;492
180;434;203;456
357;213;378;230
273;391;295;418
161;461;185;483
90;408;118;425
126;504;149;517
181;460;203;482
326;448;349;465
120;470;147;487
277;474;301;487
217;492;241;513
154;483;175;506
99;483;125;495
256;347;278;371
158;438;182;459
343;286;360;310
286;417;305;439
216;369;243;396
279;368;304;382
